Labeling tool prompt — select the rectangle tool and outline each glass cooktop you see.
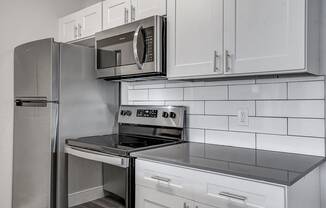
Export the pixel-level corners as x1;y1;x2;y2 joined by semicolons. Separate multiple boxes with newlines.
66;134;177;157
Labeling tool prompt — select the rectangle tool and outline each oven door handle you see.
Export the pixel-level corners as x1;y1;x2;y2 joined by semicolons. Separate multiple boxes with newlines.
133;24;144;70
65;146;129;168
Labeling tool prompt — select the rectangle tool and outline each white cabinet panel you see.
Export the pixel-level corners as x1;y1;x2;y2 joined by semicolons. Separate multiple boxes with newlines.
78;3;102;38
167;0;224;78
59;14;78;42
133;0;166;20
224;0;306;74
136;186;191;208
59;3;102;42
193;202;219;208
103;0;131;30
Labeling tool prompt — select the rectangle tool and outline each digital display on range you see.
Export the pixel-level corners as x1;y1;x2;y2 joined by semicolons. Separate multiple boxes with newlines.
136;109;158;118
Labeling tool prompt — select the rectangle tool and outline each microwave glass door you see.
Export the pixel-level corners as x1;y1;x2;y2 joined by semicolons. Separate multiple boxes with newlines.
97;27;154;70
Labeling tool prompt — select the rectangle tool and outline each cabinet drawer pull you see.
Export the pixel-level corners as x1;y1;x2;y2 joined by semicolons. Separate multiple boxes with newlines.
131;5;136;21
78;24;82;38
124;8;129;23
74;26;78;39
214;50;220;72
151;176;171;183
219;192;247;201
225;50;232;72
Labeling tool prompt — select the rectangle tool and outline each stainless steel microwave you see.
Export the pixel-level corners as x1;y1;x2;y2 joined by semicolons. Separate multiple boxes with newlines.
95;15;166;80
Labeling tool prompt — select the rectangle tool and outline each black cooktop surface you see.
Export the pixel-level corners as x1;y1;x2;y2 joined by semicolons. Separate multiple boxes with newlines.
131;142;326;186
66;134;177;157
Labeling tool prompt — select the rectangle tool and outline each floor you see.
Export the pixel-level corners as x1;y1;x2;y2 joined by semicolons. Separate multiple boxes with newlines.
71;197;125;208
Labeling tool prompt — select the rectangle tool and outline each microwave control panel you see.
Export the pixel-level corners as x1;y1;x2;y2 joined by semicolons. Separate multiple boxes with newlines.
144;27;154;63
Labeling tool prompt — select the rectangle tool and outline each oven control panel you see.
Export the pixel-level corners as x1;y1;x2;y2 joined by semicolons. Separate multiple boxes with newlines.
118;105;186;128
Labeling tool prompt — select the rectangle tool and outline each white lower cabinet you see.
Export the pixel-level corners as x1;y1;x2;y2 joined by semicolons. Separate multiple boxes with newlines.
136;186;192;208
136;159;321;208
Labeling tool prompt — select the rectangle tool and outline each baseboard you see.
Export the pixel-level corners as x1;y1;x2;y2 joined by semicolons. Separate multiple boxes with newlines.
68;186;105;207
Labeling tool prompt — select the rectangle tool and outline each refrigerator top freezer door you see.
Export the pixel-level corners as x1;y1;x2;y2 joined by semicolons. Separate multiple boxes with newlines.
14;38;59;101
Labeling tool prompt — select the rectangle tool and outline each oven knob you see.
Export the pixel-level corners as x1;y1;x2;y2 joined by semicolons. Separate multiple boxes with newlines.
170;112;176;119
126;110;132;116
162;111;169;118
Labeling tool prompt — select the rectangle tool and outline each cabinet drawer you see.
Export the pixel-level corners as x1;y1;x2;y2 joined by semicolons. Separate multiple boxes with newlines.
136;160;193;198
193;171;285;208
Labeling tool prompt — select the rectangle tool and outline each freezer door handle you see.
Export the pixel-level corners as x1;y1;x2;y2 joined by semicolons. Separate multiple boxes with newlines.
15;98;58;107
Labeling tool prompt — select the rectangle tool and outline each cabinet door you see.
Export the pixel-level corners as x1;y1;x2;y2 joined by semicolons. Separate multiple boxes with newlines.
77;2;102;39
59;14;78;42
133;0;166;20
136;186;191;208
194;202;219;208
167;0;223;79
224;0;306;75
103;0;131;30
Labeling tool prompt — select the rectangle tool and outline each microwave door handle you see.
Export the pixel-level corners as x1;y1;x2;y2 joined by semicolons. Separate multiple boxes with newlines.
133;24;144;70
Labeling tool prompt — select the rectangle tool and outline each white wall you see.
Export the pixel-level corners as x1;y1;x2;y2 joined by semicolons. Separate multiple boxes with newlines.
0;0;100;207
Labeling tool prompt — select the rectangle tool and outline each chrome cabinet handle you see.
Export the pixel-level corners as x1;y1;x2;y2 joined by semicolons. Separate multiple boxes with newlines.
214;50;220;72
78;24;82;38
133;24;144;69
131;5;136;21
219;192;247;201
74;25;78;39
151;175;171;183
124;8;129;23
225;50;232;72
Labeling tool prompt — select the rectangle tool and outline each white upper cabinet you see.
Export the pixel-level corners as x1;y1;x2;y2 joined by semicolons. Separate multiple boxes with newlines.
59;14;78;43
78;3;102;39
102;0;131;30
132;0;166;20
167;0;321;79
224;0;305;75
59;2;102;42
167;0;224;78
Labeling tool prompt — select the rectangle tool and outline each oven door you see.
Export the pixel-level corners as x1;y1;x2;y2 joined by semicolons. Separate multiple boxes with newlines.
65;146;129;168
65;146;134;208
95;15;165;80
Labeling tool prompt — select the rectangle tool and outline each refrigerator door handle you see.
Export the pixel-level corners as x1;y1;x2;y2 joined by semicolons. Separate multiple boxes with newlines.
15;98;58;107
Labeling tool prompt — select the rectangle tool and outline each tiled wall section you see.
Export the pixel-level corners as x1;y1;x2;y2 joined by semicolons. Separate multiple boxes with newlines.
123;76;326;156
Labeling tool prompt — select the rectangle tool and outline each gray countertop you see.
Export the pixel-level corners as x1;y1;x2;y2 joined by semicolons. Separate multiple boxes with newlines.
131;142;325;186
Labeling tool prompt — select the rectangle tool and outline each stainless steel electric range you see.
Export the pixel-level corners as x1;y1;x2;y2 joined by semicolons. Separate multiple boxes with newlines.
65;105;186;208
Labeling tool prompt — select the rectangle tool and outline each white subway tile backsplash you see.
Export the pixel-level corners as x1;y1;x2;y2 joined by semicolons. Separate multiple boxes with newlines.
165;101;204;115
165;81;205;88
229;83;287;100
184;86;228;100
124;77;325;156
149;88;183;100
133;80;166;89
256;100;324;118
256;76;324;84
205;79;255;86
187;128;205;143
205;101;255;116
257;134;325;156
132;101;165;106
128;89;148;101
205;130;256;149
288;118;325;138
229;117;287;135
188;115;228;131
288;81;324;100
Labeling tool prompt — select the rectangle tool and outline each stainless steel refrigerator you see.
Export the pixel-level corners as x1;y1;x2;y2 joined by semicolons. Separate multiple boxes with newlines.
13;38;119;208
